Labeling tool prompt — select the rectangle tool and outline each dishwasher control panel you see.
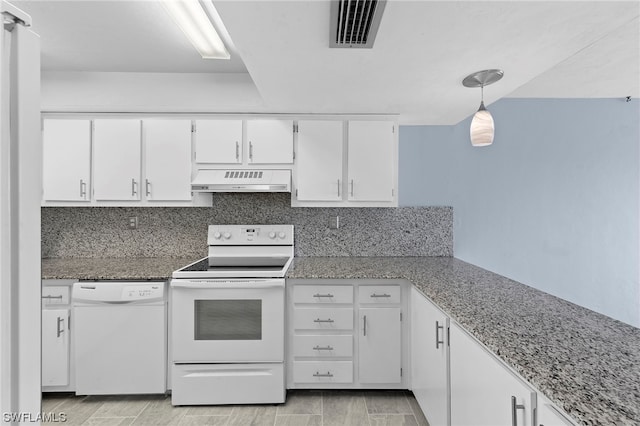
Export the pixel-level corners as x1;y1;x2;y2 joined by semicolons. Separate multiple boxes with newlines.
122;285;164;301
72;282;166;303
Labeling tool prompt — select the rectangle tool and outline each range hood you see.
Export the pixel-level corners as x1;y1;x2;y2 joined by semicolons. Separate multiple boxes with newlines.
191;169;291;193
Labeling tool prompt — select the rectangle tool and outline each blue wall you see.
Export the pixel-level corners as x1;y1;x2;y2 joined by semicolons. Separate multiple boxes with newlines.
399;98;640;327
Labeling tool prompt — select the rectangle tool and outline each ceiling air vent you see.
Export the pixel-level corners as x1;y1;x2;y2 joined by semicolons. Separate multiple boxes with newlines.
330;0;387;48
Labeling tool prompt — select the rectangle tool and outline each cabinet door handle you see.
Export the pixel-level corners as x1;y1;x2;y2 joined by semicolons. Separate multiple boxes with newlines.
350;179;354;197
511;396;525;426
131;178;138;196
370;293;391;298
337;179;341;197
79;179;87;199
313;371;333;377
56;317;65;338
363;315;367;336
249;141;253;161
145;179;151;197
313;293;334;298
435;321;444;349
235;141;240;161
313;318;334;323
42;295;63;300
313;345;334;351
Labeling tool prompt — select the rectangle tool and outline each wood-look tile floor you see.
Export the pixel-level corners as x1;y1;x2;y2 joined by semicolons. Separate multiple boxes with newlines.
43;390;429;426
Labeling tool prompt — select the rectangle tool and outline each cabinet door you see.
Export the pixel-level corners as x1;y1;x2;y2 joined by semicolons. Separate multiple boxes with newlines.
296;120;343;201
359;307;401;384
195;119;242;164
450;322;535;426
93;119;142;200
42;309;69;387
537;396;576;426
411;288;449;426
144;119;192;201
246;119;294;164
347;121;395;202
42;119;91;201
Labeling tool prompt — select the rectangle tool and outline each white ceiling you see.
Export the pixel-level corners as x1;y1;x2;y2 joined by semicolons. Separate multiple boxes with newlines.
14;0;640;124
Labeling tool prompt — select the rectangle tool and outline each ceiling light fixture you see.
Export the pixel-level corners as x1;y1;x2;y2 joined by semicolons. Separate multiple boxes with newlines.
161;0;230;60
462;69;504;147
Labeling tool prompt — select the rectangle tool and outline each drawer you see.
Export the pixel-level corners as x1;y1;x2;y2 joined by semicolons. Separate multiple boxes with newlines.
292;285;353;304
358;285;401;304
292;335;353;357
42;286;70;307
293;361;353;384
293;308;353;330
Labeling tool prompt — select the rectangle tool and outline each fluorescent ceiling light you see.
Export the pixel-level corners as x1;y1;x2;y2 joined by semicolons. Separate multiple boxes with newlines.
161;0;230;60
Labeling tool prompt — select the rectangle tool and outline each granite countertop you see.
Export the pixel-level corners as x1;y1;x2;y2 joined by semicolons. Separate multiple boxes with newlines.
286;257;640;426
42;256;639;424
41;257;198;281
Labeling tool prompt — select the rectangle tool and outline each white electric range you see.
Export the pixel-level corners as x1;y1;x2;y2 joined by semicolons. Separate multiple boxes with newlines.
170;224;293;406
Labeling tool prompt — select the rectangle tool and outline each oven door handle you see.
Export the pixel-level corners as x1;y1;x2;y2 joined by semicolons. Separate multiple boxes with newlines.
171;281;284;290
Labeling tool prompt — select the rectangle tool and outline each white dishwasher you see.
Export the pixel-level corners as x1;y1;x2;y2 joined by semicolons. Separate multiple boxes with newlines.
72;281;166;395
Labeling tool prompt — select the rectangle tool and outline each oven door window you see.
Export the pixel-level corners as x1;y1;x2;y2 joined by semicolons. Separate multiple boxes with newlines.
194;300;262;340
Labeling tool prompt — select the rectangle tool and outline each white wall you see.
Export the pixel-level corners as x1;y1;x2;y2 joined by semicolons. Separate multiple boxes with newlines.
41;71;264;113
400;98;640;327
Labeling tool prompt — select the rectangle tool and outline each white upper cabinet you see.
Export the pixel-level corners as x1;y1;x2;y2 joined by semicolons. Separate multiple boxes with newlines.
246;119;294;164
93;119;142;201
144;119;192;201
42;119;91;201
195;119;242;164
347;121;395;202
295;120;343;201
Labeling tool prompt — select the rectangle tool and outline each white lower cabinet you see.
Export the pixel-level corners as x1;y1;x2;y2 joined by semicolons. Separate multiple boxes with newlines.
358;307;401;384
42;281;75;391
410;289;576;426
287;280;407;389
292;361;353;384
410;288;449;426
537;395;576;426
42;308;70;387
449;322;536;426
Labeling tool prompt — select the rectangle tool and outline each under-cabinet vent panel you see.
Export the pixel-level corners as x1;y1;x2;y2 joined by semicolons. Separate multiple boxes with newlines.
330;0;387;48
224;171;264;179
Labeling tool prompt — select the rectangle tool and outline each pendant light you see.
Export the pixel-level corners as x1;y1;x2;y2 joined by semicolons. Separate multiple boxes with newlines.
462;69;504;147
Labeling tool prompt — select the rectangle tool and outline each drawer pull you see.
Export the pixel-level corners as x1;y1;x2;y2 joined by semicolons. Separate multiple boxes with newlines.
313;318;334;323
313;371;333;377
313;345;334;351
42;295;63;300
313;293;334;298
370;293;391;298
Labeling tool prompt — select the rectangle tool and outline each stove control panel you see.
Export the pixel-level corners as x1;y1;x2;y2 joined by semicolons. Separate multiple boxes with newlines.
208;225;294;245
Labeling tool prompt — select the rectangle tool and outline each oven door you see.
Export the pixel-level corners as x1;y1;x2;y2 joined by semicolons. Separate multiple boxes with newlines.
170;279;284;363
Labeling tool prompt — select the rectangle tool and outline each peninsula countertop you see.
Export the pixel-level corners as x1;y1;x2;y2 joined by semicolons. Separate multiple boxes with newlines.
286;256;640;426
41;255;640;424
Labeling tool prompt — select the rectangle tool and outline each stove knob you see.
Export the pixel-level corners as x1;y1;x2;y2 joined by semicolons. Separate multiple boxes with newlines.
278;232;286;239
269;232;276;239
213;232;222;239
223;232;232;240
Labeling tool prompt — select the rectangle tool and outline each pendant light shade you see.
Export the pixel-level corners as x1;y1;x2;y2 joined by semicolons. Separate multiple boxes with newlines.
462;69;503;147
470;101;494;147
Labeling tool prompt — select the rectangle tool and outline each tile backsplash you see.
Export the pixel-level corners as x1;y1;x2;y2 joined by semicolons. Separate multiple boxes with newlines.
42;193;452;258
